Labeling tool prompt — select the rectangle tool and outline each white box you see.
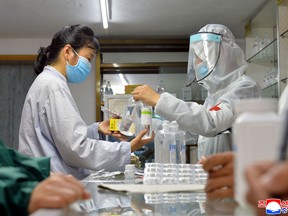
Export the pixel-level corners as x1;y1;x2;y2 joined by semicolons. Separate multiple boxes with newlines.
182;87;192;101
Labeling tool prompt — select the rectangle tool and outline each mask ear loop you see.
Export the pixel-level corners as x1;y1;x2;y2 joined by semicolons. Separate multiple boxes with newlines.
195;38;222;83
66;48;79;69
71;48;80;58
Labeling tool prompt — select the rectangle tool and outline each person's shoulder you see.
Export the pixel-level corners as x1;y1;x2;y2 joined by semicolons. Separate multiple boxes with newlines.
230;75;260;89
36;70;67;91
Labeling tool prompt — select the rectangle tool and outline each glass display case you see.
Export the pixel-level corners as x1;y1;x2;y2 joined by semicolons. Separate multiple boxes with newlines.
245;0;278;98
247;36;278;98
245;0;288;99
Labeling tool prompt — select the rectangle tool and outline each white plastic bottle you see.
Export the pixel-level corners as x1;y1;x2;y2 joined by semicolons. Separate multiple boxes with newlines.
120;97;137;136
124;164;135;182
154;120;170;163
170;121;186;164
156;80;165;94
162;123;176;163
100;79;107;101
169;141;177;163
139;104;153;138
233;98;283;207
252;35;261;57
179;130;187;164
105;81;113;95
262;32;271;57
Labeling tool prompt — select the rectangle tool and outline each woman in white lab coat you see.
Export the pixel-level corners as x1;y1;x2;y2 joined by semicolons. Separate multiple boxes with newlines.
132;24;261;160
18;24;152;179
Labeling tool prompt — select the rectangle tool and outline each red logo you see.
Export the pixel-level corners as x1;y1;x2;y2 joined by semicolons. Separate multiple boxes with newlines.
258;199;282;215
209;103;221;111
258;200;266;208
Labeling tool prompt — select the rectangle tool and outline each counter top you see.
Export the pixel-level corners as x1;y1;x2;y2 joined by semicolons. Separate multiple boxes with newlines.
31;172;257;216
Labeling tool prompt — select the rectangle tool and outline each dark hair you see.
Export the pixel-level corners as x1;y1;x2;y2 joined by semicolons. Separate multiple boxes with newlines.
34;24;99;75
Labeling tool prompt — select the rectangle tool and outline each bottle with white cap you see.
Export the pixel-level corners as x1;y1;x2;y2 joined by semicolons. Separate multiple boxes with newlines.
170;121;186;164
120;97;137;136
139;103;153;139
154;120;172;163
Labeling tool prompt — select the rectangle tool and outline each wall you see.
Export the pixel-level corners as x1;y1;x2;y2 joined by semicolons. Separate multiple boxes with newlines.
0;36;246;125
0;38;96;124
102;52;190;99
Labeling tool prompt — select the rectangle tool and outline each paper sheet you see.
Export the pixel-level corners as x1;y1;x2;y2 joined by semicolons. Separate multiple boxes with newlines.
98;183;205;193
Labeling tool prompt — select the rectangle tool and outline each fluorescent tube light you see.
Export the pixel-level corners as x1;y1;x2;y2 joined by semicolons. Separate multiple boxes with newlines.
119;73;129;86
100;0;109;29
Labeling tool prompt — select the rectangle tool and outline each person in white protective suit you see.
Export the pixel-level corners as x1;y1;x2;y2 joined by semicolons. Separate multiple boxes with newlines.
18;24;153;179
132;24;261;159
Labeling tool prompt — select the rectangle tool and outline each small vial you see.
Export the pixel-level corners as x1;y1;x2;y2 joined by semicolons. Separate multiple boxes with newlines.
124;164;135;181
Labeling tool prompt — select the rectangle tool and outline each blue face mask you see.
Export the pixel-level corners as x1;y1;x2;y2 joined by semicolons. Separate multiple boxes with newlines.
66;49;91;83
195;61;209;81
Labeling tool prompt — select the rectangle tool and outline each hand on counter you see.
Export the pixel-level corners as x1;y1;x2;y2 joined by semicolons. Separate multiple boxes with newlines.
132;85;160;107
245;161;288;216
28;173;90;214
203;152;234;200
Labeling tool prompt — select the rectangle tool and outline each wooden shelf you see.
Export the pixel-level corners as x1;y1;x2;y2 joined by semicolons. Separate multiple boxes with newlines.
100;62;188;74
98;38;189;52
0;55;36;61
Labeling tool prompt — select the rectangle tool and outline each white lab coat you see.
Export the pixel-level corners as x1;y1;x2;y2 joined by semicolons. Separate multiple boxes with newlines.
19;66;131;178
155;24;262;159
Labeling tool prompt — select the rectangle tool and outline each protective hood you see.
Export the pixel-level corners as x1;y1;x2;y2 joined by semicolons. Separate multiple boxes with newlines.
186;24;248;94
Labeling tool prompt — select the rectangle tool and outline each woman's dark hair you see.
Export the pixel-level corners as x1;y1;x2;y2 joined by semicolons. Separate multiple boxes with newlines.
34;24;99;75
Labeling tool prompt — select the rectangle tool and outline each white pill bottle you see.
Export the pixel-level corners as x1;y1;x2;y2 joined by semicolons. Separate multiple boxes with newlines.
233;98;283;207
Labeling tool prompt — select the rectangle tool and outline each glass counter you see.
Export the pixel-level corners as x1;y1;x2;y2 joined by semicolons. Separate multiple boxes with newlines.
71;173;256;216
31;172;258;216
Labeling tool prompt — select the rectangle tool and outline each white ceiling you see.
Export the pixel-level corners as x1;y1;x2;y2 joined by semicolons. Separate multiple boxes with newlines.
1;0;269;40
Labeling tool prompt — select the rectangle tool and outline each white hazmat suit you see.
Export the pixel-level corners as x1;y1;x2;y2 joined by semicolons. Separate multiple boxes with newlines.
155;24;261;159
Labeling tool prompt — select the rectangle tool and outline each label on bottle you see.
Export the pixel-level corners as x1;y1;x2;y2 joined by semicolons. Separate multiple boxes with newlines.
170;144;177;163
109;119;121;131
141;107;152;125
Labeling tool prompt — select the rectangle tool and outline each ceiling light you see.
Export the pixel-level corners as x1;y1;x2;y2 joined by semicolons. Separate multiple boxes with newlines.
100;0;109;29
119;73;129;86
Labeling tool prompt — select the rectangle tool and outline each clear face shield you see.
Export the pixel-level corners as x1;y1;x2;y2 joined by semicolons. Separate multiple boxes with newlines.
186;33;222;86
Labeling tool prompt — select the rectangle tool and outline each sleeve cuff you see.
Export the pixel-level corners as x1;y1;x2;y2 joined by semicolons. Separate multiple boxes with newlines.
87;123;100;139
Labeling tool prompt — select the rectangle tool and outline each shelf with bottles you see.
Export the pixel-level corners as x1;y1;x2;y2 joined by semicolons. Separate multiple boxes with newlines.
247;38;277;64
262;82;278;98
260;29;288;98
247;29;288;64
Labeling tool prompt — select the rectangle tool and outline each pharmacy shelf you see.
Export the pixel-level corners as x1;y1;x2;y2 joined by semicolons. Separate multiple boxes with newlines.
247;39;277;64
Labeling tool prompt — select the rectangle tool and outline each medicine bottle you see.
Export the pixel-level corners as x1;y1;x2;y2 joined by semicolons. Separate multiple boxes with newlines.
139;104;153;138
170;121;186;164
154;120;170;163
124;164;135;181
120;97;137;136
233;98;283;207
